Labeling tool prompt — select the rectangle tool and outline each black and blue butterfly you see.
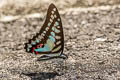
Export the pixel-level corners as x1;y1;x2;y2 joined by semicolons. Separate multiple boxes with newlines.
24;3;68;60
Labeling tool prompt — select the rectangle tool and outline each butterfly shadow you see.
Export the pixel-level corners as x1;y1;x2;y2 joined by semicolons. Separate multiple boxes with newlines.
22;71;61;80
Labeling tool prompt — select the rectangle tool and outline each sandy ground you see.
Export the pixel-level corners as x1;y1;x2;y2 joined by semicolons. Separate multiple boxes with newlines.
1;5;120;80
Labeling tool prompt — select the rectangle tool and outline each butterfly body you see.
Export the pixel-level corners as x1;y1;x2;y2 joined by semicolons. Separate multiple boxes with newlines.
25;3;67;60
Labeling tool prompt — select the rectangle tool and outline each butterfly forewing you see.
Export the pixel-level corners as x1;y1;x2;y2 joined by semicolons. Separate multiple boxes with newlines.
25;4;64;56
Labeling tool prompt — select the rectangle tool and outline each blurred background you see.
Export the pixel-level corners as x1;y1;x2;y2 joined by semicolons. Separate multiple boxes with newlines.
0;0;120;15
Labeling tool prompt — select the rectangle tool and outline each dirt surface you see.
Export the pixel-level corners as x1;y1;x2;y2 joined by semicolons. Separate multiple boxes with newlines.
1;5;120;80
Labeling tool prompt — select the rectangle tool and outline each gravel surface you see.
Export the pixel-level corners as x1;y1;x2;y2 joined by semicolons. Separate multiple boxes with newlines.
1;6;120;80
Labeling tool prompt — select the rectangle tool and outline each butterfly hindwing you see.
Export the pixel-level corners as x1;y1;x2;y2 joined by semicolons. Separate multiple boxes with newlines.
25;3;67;60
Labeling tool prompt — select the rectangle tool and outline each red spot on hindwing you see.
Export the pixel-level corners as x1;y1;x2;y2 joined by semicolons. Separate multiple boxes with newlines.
32;47;35;52
32;44;43;55
37;45;39;48
36;51;38;54
40;44;43;48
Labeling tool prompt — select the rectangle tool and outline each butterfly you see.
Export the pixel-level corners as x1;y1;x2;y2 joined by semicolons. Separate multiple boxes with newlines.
24;3;68;61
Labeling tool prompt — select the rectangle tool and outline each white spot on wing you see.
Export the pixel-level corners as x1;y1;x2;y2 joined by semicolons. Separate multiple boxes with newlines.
54;15;57;18
41;33;45;36
56;41;61;45
57;26;60;28
51;15;54;19
53;8;56;11
50;18;53;22
44;31;46;33
46;27;49;31
52;11;54;14
38;35;42;39
58;18;60;21
56;36;61;39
